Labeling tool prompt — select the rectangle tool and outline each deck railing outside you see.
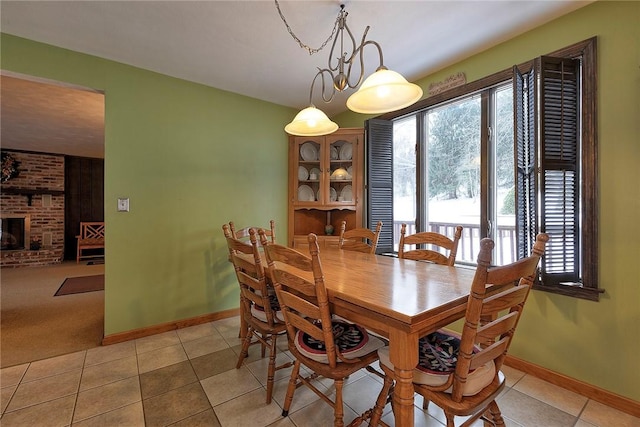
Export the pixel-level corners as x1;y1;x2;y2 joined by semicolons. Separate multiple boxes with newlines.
393;221;517;265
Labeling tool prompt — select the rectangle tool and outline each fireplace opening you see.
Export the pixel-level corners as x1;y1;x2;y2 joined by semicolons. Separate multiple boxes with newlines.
1;215;31;251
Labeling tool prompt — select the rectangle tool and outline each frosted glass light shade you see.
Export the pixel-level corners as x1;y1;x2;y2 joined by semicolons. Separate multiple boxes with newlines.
346;69;423;114
284;106;339;136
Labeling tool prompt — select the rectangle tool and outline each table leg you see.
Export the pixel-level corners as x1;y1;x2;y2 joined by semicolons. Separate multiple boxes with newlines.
389;329;419;427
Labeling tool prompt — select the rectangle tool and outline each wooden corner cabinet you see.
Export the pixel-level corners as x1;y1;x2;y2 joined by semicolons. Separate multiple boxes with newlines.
288;128;364;249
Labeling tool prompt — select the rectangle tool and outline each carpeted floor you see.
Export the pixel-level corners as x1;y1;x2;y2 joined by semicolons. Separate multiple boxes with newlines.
0;261;105;368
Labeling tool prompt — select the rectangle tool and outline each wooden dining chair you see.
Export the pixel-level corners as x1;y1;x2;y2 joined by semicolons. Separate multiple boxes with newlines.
260;230;387;427
225;220;276;337
370;233;549;427
222;225;292;404
398;224;463;266
229;219;276;244
338;220;383;254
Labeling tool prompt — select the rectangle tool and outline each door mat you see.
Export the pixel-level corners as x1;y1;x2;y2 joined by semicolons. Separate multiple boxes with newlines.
54;274;105;296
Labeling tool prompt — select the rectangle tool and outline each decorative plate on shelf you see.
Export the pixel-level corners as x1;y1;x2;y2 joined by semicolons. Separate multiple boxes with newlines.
339;142;353;160
341;185;353;202
330;187;338;202
330;146;339;160
298;165;309;181
298;185;315;202
300;142;318;161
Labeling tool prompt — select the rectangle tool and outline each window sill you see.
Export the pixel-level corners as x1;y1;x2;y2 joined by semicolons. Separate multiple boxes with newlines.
532;283;604;301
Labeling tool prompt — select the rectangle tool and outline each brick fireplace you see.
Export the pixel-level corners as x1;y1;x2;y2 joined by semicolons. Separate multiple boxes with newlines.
1;151;65;267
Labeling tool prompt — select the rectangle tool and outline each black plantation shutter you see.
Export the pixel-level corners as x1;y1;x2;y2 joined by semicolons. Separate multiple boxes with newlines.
513;65;538;259
539;56;580;284
514;57;581;286
366;118;394;254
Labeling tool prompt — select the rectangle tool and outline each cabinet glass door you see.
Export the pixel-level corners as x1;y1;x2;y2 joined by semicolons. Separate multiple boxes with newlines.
295;138;322;204
328;136;356;206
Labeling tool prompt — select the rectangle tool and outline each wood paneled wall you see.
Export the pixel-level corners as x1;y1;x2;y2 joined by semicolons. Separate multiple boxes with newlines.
64;156;104;261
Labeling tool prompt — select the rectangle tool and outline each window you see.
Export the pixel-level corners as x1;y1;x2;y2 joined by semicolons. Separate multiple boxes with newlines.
366;37;600;300
392;116;416;252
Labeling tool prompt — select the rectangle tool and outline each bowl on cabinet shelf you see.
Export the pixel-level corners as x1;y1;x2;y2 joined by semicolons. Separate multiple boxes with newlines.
331;168;349;180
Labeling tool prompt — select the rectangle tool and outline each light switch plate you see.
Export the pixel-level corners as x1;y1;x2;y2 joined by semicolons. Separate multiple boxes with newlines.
117;198;130;212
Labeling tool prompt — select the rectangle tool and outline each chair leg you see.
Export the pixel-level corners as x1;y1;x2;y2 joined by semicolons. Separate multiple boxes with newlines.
235;328;253;369
369;373;394;426
421;397;431;410
282;360;301;416
333;379;345;427
261;332;267;358
444;411;455;427
487;400;505;427
265;333;277;404
238;308;248;339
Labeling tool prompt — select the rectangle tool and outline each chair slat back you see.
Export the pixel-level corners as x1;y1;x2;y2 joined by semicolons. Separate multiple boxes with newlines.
229;220;276;245
80;222;105;240
450;233;548;401
261;231;340;368
339;220;383;254
223;225;278;328
398;224;463;266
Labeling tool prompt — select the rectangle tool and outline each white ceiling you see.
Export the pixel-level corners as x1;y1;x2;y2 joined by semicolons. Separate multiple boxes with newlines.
0;0;592;158
1;73;106;158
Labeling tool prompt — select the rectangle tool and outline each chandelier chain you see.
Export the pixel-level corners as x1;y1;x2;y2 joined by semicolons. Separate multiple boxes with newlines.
274;0;341;55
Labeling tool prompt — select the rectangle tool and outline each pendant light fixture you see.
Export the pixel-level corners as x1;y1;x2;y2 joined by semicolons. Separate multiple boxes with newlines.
279;3;423;136
284;105;338;137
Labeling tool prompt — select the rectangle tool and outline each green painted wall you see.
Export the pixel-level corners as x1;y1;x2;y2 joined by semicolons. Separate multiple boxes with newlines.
1;34;293;335
337;1;640;402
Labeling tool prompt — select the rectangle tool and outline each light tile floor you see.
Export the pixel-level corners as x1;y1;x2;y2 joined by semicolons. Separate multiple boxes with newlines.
1;316;638;427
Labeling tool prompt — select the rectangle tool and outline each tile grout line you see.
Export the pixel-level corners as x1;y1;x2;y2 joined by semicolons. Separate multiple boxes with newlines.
69;350;89;426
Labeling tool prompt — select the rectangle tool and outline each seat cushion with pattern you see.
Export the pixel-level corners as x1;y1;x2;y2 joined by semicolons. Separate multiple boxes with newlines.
378;330;495;396
250;292;285;323
295;320;386;363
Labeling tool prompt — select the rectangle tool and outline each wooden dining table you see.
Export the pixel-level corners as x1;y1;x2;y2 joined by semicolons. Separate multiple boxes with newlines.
266;246;478;427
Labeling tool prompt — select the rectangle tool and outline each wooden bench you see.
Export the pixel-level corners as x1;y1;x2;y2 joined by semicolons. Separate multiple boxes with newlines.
76;222;105;263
